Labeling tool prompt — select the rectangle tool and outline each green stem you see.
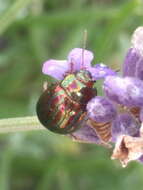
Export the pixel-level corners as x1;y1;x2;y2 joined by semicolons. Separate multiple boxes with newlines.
0;116;45;134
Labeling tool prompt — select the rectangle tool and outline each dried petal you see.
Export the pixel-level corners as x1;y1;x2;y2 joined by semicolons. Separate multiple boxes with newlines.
112;135;143;167
70;124;101;144
111;113;140;142
42;59;69;80
88;63;117;80
67;48;94;71
86;96;117;123
104;76;143;107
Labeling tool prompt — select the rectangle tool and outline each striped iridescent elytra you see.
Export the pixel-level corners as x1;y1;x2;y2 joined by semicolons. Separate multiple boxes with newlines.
36;70;97;134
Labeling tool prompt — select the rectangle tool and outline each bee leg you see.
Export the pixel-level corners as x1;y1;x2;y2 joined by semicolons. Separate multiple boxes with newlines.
43;81;59;92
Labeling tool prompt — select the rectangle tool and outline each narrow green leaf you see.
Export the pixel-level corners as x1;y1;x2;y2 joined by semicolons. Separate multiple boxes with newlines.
94;0;140;60
0;0;33;36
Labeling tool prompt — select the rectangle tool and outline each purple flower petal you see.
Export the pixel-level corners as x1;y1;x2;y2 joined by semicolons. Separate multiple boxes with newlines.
88;63;117;80
131;27;143;56
111;113;140;142
135;56;143;80
138;154;143;163
86;96;117;123
123;48;143;80
104;76;143;107
123;27;143;80
42;59;69;80
123;48;141;77
140;107;143;122
67;48;94;71
70;124;101;144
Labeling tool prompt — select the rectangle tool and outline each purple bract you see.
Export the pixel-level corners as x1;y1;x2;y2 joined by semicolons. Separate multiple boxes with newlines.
111;113;140;142
104;76;143;107
70;124;101;144
87;96;117;123
102;26;143;166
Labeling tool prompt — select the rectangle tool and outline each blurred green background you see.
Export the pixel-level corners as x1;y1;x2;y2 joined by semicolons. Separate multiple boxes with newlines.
0;0;143;189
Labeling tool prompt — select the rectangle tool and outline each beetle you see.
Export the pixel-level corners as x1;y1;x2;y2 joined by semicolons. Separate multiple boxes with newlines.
36;44;112;143
36;69;97;134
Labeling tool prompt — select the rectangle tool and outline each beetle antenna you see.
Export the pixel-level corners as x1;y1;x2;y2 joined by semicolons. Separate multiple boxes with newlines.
81;29;87;69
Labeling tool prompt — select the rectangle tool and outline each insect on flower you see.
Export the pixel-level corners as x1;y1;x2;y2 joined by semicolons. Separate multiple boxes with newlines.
36;68;97;134
36;31;98;134
36;31;116;144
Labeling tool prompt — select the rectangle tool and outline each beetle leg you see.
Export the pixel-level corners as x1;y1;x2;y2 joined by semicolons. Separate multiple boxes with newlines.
43;81;48;91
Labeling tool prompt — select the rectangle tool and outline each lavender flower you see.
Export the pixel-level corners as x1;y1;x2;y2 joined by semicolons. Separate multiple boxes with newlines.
123;27;143;79
85;26;143;166
42;48;116;144
42;48;116;80
103;27;143;134
103;27;143;166
40;26;143;167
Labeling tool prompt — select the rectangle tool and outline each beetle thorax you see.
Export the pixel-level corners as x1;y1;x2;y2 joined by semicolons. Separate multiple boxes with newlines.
76;70;93;85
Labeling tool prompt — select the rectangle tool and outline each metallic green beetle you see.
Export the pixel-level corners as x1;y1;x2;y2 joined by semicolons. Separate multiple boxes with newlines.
36;70;97;134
